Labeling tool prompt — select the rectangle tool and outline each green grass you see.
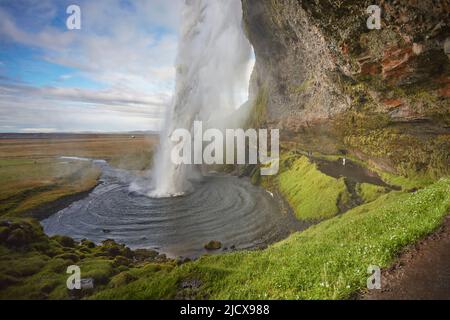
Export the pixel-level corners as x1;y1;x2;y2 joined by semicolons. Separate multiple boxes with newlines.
356;183;387;203
376;170;435;191
92;177;450;300
0;135;156;218
0;158;100;217
0;218;172;299
277;156;349;220
290;79;314;95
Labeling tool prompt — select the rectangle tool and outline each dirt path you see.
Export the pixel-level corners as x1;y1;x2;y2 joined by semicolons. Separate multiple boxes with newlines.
363;216;450;300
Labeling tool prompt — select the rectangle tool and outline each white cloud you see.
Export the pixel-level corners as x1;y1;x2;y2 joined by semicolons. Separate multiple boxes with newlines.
0;9;76;50
0;0;183;132
0;76;168;132
59;74;72;80
0;96;164;133
21;128;57;133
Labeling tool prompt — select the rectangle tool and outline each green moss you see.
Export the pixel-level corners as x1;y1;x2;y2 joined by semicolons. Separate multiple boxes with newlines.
290;79;314;95
0;252;49;278
277;155;349;220
91;265;179;300
45;258;72;273
108;272;137;289
77;259;115;285
51;235;76;248
246;89;268;129
376;171;435;191
344;129;449;178
0;272;66;300
359;29;403;61
356;183;387;203
53;253;79;263
0;218;157;299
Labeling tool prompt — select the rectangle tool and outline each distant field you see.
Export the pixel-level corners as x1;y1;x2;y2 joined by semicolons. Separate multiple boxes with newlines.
0;134;157;218
0;133;157;167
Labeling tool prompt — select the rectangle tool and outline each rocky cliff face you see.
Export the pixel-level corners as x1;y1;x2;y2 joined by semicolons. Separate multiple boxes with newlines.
242;0;449;177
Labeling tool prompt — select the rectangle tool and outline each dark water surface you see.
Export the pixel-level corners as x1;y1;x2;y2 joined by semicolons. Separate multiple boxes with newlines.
312;157;394;188
42;161;291;258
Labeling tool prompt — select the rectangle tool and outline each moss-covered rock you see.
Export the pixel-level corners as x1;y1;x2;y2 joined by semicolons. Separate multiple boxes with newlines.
80;239;96;249
54;253;79;263
133;248;159;262
51;235;76;248
204;241;222;250
0;274;20;288
0;219;47;248
113;256;131;267
0;226;9;242
108;272;137;289
99;239;133;258
6;228;32;247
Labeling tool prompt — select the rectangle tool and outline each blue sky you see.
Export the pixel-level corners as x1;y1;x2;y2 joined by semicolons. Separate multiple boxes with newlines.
0;0;182;132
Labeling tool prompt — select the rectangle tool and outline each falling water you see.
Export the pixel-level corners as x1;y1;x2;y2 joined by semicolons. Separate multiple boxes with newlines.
149;0;253;197
41;0;295;257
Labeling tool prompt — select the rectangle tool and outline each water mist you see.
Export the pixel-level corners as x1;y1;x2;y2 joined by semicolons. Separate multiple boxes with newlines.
41;0;291;261
149;0;254;197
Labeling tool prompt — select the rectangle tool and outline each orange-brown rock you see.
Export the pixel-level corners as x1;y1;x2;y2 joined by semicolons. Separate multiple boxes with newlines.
382;46;414;82
381;99;404;110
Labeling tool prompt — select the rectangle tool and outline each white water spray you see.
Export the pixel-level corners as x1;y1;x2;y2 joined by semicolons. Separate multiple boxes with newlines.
149;0;253;197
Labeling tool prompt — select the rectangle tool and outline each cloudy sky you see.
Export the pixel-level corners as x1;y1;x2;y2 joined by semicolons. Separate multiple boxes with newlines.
0;0;183;133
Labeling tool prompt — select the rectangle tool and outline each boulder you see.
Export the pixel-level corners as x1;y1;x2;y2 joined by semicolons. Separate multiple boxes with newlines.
113;255;131;266
108;272;136;288
52;235;76;248
204;240;222;250
80;239;96;249
6;228;31;247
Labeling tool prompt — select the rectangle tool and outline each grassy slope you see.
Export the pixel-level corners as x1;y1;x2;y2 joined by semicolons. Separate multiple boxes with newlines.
356;183;387;203
93;178;450;300
274;155;349;220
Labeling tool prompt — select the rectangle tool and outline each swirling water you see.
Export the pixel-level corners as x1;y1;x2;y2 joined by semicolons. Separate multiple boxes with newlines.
42;162;291;258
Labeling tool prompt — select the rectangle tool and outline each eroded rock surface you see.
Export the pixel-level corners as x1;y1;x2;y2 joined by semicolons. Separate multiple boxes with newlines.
242;0;449;176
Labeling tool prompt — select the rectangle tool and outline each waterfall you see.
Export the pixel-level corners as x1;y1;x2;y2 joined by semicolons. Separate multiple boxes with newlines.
149;0;253;197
